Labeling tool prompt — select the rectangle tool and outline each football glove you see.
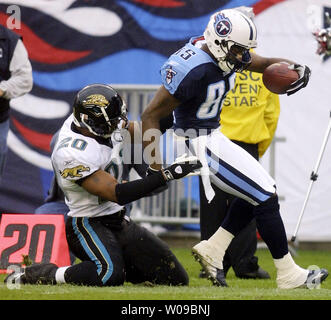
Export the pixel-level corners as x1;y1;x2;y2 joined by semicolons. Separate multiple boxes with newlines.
145;166;169;196
162;156;202;181
286;64;311;96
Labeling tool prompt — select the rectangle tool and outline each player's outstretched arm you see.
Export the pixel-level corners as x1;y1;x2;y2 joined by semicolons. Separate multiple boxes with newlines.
141;86;181;170
248;52;294;73
80;158;202;205
248;53;311;96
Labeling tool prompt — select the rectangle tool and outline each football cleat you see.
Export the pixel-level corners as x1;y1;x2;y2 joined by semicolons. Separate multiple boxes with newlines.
25;263;58;285
4;267;26;285
8;263;58;285
199;269;207;279
192;247;228;287
303;268;328;289
5;263;58;285
277;267;328;289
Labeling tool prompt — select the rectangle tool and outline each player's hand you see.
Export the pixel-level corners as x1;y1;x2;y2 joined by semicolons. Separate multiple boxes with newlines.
145;166;169;195
146;166;160;177
162;155;202;181
286;64;311;96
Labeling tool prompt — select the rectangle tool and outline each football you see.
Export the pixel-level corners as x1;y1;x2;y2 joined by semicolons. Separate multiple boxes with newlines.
262;63;299;94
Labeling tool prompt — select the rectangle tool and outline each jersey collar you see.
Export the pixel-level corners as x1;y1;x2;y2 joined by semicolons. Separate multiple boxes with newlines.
188;36;218;66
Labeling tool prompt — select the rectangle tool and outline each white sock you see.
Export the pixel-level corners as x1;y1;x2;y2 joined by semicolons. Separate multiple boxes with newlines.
55;266;70;284
208;227;234;252
196;227;234;269
274;253;309;289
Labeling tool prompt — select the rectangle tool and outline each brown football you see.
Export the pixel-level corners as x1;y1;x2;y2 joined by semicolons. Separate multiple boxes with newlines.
262;63;299;94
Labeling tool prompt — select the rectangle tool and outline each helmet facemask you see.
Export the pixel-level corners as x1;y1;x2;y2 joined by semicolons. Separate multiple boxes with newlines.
217;40;252;72
80;103;127;139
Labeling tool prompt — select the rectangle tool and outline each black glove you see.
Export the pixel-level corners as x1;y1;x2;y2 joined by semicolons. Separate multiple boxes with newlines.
286;64;311;96
146;166;161;177
162;158;202;181
145;166;169;196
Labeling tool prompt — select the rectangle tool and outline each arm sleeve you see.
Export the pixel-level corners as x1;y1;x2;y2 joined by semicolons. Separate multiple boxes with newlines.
0;39;33;99
258;92;280;158
115;171;166;205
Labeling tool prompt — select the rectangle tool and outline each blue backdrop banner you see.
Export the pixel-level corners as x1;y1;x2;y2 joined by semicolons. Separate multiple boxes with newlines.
0;0;280;213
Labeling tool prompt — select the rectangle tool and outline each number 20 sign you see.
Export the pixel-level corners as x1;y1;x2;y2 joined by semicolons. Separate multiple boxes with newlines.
0;214;70;272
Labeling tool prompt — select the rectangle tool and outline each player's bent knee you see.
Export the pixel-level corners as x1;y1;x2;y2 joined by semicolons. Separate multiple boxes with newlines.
254;193;279;216
162;256;189;286
175;269;189;286
64;261;103;286
103;265;125;286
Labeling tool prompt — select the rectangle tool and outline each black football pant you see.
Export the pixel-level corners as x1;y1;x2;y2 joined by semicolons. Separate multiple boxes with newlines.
199;141;260;277
65;212;188;286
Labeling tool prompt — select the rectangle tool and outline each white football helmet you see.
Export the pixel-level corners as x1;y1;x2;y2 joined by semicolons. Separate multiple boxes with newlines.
204;9;257;72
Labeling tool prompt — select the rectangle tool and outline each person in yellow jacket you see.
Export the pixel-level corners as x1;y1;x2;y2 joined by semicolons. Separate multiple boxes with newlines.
221;70;280;158
199;67;280;279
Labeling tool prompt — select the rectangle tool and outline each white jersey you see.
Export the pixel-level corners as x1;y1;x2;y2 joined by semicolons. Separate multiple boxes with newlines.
51;115;124;217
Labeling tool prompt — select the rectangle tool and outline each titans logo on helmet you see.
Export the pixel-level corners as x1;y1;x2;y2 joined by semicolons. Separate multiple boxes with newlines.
214;13;232;37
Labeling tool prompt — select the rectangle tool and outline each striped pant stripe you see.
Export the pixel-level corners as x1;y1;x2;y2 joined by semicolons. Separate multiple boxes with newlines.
206;147;273;204
72;217;113;284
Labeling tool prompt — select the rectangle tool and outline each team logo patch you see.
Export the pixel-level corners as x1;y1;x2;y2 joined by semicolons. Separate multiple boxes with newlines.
83;94;109;108
165;65;177;84
60;165;90;178
174;165;183;174
214;13;232;37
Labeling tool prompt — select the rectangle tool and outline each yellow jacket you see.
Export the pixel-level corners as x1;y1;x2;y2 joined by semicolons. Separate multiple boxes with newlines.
220;70;280;158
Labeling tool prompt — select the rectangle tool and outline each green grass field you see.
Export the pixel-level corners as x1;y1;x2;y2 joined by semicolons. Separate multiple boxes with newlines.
0;248;330;300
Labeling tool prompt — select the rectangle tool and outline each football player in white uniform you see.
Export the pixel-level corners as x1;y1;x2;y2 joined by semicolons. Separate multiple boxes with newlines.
141;9;328;289
6;83;201;287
